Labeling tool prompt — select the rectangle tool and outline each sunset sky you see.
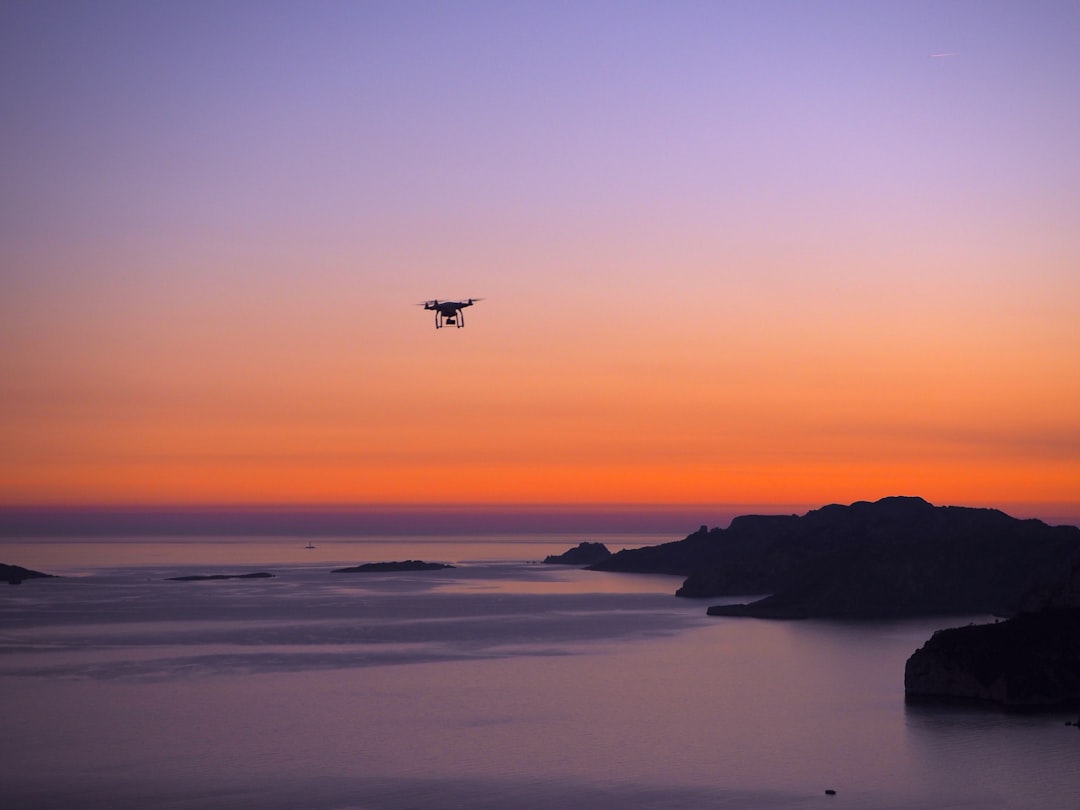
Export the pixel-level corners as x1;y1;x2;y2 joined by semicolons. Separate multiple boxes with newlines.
2;2;1078;525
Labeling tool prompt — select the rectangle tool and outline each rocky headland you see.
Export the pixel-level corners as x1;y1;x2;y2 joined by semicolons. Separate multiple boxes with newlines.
587;495;1080;708
1;563;56;585
904;561;1080;709
331;560;454;573
904;609;1080;709
589;497;1080;619
543;542;611;566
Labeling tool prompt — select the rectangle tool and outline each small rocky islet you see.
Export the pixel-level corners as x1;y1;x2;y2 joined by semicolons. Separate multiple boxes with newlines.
331;560;454;573
543;541;612;566
165;572;276;581
167;561;458;577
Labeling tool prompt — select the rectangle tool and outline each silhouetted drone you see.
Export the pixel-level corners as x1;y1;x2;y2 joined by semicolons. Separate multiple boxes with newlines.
421;298;482;329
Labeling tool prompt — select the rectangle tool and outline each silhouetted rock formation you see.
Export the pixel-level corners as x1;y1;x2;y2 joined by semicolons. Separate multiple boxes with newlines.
904;609;1080;709
165;572;275;581
331;560;454;573
590;497;1080;619
1;563;56;585
544;542;611;566
904;561;1080;708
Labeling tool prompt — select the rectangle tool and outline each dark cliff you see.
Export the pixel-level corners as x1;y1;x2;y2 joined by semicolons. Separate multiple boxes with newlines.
904;561;1080;708
904;609;1080;709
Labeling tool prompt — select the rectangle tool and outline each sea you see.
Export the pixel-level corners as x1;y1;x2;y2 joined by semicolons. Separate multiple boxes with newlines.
2;533;1078;810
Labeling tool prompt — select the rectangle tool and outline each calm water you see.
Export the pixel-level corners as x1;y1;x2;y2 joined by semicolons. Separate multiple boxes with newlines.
2;535;1078;809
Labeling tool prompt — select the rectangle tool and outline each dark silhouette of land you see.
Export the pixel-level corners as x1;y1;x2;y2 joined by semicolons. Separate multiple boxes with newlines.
165;572;275;581
578;495;1080;708
543;542;611;566
905;561;1080;709
1;562;55;585
905;608;1080;709
588;496;1080;619
331;560;454;573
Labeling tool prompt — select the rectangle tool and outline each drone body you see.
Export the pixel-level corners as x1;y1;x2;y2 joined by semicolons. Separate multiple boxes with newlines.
422;298;481;328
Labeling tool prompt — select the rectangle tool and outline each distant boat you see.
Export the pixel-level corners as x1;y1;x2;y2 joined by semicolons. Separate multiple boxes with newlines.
304;541;316;549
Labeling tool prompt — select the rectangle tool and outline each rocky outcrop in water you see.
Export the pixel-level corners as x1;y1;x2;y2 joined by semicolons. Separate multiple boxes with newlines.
544;542;611;566
331;560;454;573
166;572;275;581
1;563;56;585
591;497;1080;619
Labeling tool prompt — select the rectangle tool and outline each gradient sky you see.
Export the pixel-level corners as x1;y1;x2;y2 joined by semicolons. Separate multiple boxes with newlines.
2;1;1078;522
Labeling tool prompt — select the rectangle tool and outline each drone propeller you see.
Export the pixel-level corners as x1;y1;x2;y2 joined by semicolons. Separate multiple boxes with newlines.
416;298;484;306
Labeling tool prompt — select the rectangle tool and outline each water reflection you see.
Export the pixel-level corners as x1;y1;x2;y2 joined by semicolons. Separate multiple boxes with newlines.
905;701;1080;808
3;553;1079;810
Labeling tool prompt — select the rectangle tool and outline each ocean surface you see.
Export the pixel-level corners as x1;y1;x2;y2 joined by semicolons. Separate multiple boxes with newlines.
3;534;1078;810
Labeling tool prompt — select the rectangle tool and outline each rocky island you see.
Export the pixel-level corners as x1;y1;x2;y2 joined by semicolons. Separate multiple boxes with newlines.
543;542;611;566
1;563;56;585
165;572;276;581
331;560;454;573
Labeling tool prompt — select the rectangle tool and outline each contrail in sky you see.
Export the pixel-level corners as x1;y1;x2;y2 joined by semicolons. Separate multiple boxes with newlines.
931;52;958;58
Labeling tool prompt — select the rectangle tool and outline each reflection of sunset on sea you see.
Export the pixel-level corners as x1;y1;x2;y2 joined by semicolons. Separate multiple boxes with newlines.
2;3;1078;525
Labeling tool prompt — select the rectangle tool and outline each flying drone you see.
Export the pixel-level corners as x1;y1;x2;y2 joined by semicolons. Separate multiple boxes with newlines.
420;298;482;329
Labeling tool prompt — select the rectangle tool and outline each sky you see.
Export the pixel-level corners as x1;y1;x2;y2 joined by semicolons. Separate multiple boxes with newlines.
2;1;1078;525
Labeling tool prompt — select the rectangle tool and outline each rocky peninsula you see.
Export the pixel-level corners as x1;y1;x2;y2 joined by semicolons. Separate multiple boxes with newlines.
1;563;56;585
585;495;1080;708
589;497;1080;619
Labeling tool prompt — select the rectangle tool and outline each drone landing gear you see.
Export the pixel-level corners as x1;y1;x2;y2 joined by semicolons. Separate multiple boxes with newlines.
427;301;473;329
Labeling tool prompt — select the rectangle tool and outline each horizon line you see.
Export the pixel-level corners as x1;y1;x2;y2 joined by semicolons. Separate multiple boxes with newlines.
2;494;1051;512
0;501;808;537
3;498;1078;536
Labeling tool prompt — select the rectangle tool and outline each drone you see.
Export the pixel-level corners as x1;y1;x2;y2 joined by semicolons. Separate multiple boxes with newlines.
421;298;482;329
